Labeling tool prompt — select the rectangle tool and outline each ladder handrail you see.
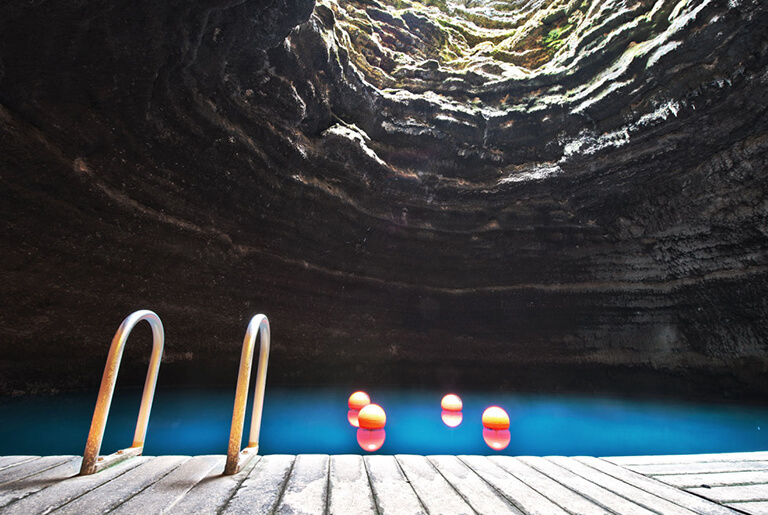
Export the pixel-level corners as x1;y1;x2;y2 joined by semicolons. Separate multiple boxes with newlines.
225;314;270;475
80;310;164;475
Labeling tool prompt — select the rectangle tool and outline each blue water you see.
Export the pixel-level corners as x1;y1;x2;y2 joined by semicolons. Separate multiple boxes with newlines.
0;388;765;456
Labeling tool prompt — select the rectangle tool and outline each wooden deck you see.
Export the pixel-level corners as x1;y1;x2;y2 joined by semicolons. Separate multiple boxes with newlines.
0;451;766;514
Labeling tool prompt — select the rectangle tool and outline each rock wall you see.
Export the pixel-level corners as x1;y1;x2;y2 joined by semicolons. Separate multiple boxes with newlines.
0;0;766;399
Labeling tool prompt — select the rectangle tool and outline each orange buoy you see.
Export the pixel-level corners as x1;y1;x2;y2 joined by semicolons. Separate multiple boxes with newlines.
357;428;386;452
482;406;510;430
348;391;371;410
358;403;386;430
483;428;511;451
441;410;463;428
440;394;463;412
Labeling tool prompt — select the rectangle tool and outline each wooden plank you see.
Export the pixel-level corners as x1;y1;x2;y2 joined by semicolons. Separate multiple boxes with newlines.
275;454;329;515
655;470;768;488
328;455;376;515
728;500;768;515
0;457;81;510
516;456;657;515
1;457;148;515
364;455;425;515
574;456;733;515
429;455;523;514
108;455;223;514
606;452;768;466
0;456;38;471
222;455;294;515
688;484;768;503
396;455;475;515
548;456;700;515
167;455;260;514
52;455;188;514
0;456;73;486
486;456;611;515
628;461;768;476
461;455;569;515
574;456;739;515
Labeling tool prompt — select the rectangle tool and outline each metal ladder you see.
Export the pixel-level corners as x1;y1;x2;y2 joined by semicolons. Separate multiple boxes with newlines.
80;311;270;476
80;310;164;475
225;314;270;475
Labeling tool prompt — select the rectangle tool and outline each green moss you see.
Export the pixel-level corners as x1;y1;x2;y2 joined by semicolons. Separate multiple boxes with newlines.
415;0;450;13
542;23;573;50
388;0;413;9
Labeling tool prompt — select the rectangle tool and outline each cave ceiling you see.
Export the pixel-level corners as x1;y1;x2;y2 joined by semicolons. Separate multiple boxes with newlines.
0;0;766;396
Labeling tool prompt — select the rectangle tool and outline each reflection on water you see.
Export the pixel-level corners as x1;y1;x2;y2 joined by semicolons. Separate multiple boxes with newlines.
0;388;766;456
441;410;463;428
357;428;386;451
483;428;512;450
347;409;360;427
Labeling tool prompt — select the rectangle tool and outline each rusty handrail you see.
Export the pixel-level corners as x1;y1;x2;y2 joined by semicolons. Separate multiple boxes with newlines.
225;314;270;475
80;310;164;475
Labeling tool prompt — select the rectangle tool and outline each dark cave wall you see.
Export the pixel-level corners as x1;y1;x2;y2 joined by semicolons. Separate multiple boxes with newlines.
0;0;767;398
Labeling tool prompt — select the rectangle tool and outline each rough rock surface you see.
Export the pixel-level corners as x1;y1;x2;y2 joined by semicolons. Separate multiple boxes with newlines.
0;0;766;399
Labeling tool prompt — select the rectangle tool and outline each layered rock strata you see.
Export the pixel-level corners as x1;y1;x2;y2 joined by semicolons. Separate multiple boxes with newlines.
0;0;766;398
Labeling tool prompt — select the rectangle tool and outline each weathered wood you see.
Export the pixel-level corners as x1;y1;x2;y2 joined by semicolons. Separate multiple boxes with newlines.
688;484;768;503
461;455;569;515
728;500;768;515
167;455;260;514
222;455;294;515
654;470;768;488
328;455;376;515
606;452;768;466
0;457;81;510
0;456;74;487
108;455;223;514
364;455;426;515
486;456;611;515
429;455;522;514
52;455;188;514
548;455;701;515
275;454;329;515
1;457;148;515
516;456;657;515
0;456;37;471
627;461;768;476
0;452;763;514
396;454;475;515
574;456;739;515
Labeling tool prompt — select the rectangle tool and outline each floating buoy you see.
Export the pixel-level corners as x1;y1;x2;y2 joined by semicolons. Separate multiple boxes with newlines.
348;391;371;410
482;406;509;430
441;410;463;428
357;428;386;452
483;428;511;451
440;394;463;412
358;403;386;430
347;409;361;427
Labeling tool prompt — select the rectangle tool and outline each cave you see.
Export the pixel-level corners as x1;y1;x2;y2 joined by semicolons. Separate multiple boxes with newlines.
1;0;766;402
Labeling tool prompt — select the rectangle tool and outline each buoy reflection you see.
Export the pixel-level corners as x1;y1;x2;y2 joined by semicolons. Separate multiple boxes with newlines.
441;409;463;428
348;409;360;427
357;428;386;452
483;428;511;451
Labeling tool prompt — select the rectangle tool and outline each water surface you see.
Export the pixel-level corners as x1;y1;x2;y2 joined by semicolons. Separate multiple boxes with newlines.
0;388;765;456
